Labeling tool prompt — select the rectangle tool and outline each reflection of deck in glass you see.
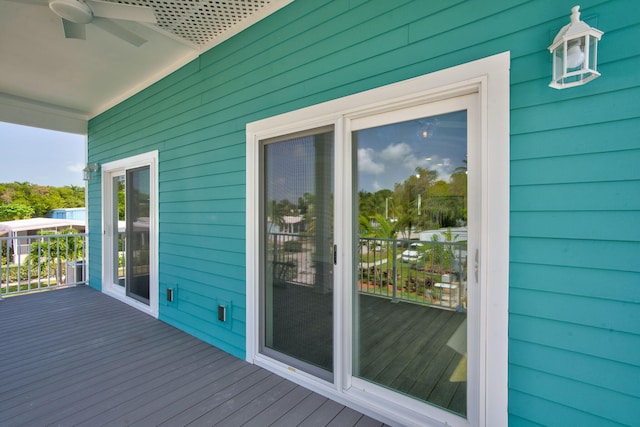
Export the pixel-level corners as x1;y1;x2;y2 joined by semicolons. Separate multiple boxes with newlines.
356;294;467;416
271;282;467;416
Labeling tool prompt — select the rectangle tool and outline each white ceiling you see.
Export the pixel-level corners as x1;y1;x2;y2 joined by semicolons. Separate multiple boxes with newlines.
0;0;292;134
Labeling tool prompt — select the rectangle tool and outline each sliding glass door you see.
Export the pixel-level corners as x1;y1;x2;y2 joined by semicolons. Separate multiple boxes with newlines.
102;152;157;316
249;53;510;427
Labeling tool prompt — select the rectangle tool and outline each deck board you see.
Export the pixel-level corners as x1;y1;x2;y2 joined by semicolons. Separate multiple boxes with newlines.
0;285;466;425
239;384;314;426
181;374;287;426
128;364;266;426
297;399;346;427
326;407;367;427
0;286;389;426
269;393;329;426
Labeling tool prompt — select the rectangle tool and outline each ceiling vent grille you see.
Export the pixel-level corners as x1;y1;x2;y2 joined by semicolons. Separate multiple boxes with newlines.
109;0;271;46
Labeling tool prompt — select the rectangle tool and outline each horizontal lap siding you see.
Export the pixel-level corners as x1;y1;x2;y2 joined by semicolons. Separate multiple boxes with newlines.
86;0;639;424
86;0;433;360
509;0;640;425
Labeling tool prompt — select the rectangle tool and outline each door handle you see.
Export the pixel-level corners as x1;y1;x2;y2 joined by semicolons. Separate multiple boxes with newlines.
474;248;479;283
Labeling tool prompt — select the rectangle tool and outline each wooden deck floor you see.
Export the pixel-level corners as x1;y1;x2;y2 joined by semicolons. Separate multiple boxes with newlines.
0;286;386;427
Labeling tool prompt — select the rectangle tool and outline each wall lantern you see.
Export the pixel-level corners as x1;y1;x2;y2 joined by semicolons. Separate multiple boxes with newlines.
83;163;99;181
549;5;603;89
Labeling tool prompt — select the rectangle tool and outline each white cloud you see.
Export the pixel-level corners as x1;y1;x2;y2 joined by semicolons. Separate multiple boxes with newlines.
358;148;385;174
422;156;455;181
379;142;424;176
380;142;412;162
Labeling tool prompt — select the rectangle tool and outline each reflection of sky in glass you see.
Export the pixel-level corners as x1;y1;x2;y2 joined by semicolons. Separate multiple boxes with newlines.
356;110;467;192
265;132;333;202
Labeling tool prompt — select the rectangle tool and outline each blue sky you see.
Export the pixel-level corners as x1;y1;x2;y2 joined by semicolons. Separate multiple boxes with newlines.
0;122;85;187
263;110;467;203
356;110;467;193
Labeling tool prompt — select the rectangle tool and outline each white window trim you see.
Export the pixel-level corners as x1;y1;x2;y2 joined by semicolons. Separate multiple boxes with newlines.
101;150;159;318
246;52;509;427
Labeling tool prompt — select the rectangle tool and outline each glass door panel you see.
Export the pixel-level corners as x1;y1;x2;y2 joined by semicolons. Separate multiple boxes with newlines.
125;166;150;304
111;174;126;287
261;127;335;381
354;111;468;416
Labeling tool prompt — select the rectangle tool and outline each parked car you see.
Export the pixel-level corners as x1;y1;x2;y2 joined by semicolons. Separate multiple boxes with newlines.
401;242;425;263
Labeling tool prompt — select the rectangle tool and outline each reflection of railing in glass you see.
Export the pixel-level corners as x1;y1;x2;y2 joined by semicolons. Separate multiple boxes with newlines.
267;231;466;311
358;237;467;311
268;232;317;287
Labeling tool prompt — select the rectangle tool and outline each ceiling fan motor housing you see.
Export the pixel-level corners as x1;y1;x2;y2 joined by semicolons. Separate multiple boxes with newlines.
49;0;93;24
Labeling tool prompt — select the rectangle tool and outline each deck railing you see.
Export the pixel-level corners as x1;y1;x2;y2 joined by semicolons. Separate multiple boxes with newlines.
268;232;467;311
1;232;87;297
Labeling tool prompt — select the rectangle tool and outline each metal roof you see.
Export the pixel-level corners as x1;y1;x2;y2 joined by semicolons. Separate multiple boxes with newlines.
0;217;85;235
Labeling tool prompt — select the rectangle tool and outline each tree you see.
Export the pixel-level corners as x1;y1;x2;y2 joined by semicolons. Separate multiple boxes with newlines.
0;182;85;219
0;203;34;221
30;228;84;262
358;189;393;219
448;166;468;224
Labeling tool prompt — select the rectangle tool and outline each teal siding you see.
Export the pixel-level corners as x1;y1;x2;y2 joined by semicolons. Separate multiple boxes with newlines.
86;0;640;424
507;0;640;424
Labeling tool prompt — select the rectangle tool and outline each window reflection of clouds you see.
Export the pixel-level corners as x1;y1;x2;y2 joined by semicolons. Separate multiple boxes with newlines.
380;142;412;162
356;110;467;192
357;147;385;174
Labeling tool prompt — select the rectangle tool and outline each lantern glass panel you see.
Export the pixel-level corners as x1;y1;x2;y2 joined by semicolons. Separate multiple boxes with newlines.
552;42;565;82
588;35;598;71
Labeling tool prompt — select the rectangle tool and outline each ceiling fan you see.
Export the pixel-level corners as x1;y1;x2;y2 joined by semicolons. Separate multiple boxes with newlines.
13;0;157;46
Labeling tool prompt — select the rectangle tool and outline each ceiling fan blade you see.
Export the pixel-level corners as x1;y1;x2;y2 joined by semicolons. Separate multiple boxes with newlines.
86;0;157;23
62;18;86;39
92;17;147;47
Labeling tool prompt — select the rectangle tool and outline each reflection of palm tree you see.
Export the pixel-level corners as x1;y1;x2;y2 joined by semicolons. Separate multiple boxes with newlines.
268;200;284;233
360;214;398;240
393;204;413;239
305;206;315;236
359;215;374;238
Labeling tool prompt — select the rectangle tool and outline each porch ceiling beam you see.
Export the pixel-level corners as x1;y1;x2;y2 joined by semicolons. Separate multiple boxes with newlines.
0;92;88;135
